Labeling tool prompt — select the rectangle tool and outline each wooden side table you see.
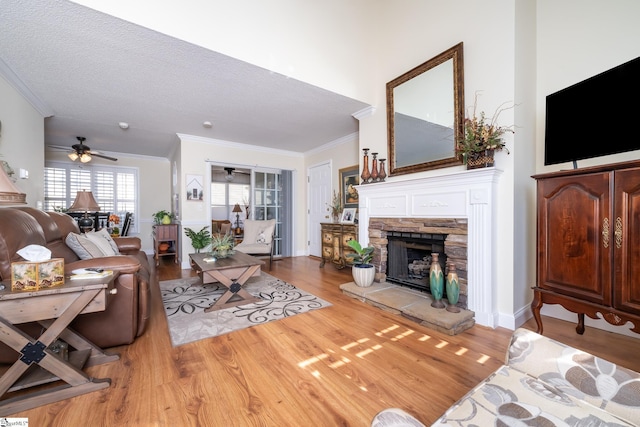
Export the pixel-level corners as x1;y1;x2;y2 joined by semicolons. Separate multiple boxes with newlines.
153;223;180;266
0;274;119;416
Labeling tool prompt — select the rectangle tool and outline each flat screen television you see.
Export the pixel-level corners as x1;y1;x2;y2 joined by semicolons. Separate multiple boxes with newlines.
544;56;640;167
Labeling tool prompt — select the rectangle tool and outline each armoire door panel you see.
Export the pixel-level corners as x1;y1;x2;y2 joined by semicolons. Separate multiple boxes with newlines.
614;168;640;313
538;173;612;305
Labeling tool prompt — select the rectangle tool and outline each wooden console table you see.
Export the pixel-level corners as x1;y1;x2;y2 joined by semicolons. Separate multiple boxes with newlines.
0;275;119;416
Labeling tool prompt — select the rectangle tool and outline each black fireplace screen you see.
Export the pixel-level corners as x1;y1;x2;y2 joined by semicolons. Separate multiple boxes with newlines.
386;231;447;292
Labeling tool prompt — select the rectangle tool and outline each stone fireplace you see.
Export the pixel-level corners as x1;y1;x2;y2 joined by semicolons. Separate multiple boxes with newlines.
369;217;468;309
357;168;501;328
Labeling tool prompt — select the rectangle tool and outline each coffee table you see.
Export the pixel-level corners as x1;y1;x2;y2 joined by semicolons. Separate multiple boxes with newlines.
189;252;264;312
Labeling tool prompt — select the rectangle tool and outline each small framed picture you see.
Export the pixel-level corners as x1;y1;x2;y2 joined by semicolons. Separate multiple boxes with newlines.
340;208;356;224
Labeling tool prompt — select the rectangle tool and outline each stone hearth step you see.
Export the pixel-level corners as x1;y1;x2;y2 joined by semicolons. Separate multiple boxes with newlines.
340;281;475;335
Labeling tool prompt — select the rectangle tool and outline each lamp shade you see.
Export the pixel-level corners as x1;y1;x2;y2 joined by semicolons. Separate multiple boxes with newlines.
0;164;26;205
232;203;243;213
69;190;100;213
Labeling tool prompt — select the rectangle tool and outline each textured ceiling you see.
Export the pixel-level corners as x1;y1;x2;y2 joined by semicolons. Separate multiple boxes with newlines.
0;0;370;159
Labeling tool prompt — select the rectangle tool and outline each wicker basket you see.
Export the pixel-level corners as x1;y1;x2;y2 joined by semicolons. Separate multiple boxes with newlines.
466;149;495;169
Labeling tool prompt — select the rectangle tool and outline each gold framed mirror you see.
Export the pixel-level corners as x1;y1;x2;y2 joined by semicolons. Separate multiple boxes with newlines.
387;42;464;176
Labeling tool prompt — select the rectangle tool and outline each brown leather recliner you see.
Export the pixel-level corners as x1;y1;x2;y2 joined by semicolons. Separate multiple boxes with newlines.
0;207;152;362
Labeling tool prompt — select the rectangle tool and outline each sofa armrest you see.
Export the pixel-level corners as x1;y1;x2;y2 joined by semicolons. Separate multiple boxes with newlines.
371;408;425;427
66;255;141;275
113;236;142;253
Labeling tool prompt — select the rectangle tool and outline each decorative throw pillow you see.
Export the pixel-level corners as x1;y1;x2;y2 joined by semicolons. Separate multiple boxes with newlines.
87;228;120;255
84;229;120;256
65;232;108;260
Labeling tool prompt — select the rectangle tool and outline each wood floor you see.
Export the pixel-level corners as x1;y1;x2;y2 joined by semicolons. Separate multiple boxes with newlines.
10;256;640;426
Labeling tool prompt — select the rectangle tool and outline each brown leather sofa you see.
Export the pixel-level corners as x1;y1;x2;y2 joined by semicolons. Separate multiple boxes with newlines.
0;207;152;361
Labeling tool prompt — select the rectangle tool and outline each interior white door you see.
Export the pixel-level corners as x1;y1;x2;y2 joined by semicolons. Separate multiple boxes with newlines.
307;162;332;257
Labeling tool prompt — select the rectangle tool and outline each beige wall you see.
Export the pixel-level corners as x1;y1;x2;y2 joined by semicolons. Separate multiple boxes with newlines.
0;75;45;206
304;133;360;196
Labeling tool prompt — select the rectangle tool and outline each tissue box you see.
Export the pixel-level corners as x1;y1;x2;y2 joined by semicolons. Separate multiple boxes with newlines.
11;258;65;291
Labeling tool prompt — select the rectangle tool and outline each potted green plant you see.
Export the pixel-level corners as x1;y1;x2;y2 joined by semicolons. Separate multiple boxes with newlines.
153;210;175;225
345;239;375;287
210;233;235;258
183;226;212;253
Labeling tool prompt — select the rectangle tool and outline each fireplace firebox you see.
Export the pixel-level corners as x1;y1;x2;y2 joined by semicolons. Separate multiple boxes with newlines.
386;231;447;293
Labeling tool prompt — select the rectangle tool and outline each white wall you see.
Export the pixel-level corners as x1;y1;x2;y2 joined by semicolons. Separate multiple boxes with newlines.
536;0;640;173
0;75;45;205
534;0;640;335
72;0;378;105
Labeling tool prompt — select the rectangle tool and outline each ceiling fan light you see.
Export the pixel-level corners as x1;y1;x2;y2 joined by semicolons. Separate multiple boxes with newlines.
80;153;92;163
68;152;79;161
224;167;235;181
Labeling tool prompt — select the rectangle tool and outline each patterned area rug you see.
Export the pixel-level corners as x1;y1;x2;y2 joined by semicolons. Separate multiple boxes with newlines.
160;273;332;346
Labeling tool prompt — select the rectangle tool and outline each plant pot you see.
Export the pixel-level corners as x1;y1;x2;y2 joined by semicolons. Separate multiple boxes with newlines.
161;215;172;224
466;149;495;169
352;264;375;287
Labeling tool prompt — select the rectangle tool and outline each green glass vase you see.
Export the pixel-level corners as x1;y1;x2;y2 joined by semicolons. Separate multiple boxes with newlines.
446;262;460;313
429;253;445;309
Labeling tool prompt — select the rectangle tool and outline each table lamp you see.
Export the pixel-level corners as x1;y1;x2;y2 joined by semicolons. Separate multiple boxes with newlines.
69;190;100;232
232;203;243;235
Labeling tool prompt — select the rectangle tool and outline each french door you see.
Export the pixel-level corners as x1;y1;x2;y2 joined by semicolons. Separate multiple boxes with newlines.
253;170;293;257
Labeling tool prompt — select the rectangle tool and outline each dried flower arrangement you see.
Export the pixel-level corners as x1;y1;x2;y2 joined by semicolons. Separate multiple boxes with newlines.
456;92;515;162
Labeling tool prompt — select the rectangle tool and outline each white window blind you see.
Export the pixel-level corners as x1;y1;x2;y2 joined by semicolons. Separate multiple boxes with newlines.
44;162;139;233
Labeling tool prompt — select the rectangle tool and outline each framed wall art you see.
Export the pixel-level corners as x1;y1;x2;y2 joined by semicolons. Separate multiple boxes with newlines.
185;174;203;201
339;165;359;209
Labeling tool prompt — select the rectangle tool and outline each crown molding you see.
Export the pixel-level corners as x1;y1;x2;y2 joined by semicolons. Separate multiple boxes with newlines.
352;106;376;121
0;58;54;117
304;132;359;156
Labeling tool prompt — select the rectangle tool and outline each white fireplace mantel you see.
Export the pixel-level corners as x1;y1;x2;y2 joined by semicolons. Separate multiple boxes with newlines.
357;168;503;328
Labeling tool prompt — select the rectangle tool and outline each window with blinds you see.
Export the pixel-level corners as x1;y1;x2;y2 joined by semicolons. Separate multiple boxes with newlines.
44;162;139;233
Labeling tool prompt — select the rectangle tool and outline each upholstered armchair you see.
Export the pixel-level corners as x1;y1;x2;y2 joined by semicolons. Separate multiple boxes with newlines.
234;219;276;270
211;219;232;236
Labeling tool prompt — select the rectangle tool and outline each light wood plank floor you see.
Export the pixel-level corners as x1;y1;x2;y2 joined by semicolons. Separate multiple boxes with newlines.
9;256;640;426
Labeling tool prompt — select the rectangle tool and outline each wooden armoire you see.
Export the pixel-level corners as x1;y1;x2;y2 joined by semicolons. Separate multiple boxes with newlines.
532;160;640;335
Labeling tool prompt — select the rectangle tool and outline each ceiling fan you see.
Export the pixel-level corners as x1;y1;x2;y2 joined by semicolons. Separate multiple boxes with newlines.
68;137;118;163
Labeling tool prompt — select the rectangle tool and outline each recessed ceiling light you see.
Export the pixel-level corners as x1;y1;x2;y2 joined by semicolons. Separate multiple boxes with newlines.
118;122;129;130
203;121;213;128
